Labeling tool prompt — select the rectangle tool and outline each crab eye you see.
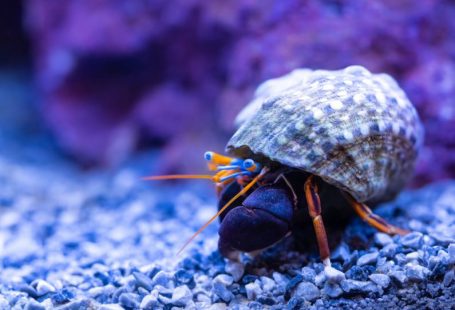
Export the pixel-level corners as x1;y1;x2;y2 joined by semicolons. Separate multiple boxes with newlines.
243;159;255;169
204;151;214;161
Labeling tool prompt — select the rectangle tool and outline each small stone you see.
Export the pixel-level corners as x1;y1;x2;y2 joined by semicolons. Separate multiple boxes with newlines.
389;270;407;286
285;274;303;292
260;276;275;292
340;279;377;294
119;293;141;309
212;282;234;303
272;272;287;286
133;272;154;291
140;292;158;309
401;232;423;249
35;280;56;296
225;261;244;282
208;303;227;310
213;274;234;286
395;253;407;266
0;295;8;309
294;282;320;302
15;283;38;298
322;282;343;298
375;233;394;247
346;265;371;281
245;281;262;300
171;285;192;306
405;264;430;282
287;296;303;310
324;266;345;284
314;271;326;287
331;243;350;263
369;273;391;288
152;271;171;288
357;252;379;266
443;269;454;287
174;269;194;285
58;299;92;310
380;243;398;258
405;251;420;262
98;304;125;310
24;300;45;310
448;243;455;264
301;267;316;283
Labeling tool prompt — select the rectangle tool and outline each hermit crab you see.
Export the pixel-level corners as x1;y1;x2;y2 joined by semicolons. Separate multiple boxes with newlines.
146;65;423;269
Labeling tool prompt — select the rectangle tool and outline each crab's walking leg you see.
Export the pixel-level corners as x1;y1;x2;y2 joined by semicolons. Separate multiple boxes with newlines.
345;195;409;235
304;175;331;267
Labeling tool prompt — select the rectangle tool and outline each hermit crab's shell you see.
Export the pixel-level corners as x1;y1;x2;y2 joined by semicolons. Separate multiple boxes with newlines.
227;66;423;203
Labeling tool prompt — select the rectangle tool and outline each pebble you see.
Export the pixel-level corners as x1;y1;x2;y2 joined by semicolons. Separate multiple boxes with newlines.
285;274;303;293
340;279;377;294
369;273;391;288
405;251;420;262
294;282;320;302
375;233;394;247
287;296;303;309
380;243;398;258
346;265;370;281
324;266;346;284
98;304;125;310
152;271;171;288
314;271;326;287
140;291;158;309
331;243;351;262
34;280;56;296
301;267;316;283
260;276;275;292
171;285;192;306
133;272;154;291
357;252;379;266
245;282;262;300
58;299;92;310
395;253;408;266
208;303;227;310
448;243;455;264
24;300;45;310
119;293;141;308
174;269;194;285
405;264;430;282
389;270;407;286
225;261;244;282
401;232;423;249
443;269;454;287
212;282;234;303
213;274;234;286
322;283;343;298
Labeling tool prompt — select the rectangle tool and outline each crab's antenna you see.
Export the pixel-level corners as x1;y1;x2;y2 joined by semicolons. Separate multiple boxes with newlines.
143;175;215;181
177;167;269;255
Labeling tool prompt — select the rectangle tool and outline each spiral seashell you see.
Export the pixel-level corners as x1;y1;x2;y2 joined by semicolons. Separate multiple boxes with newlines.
227;65;424;203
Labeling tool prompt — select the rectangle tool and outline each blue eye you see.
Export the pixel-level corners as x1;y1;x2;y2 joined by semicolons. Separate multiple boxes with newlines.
204;151;213;161
243;159;255;169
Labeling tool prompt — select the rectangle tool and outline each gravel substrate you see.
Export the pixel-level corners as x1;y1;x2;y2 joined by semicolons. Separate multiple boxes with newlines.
0;142;454;310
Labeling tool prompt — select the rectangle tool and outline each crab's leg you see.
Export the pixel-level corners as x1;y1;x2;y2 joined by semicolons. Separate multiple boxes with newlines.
345;195;409;235
304;175;331;266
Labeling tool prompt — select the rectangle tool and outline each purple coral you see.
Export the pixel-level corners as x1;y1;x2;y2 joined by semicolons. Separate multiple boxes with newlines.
24;0;455;184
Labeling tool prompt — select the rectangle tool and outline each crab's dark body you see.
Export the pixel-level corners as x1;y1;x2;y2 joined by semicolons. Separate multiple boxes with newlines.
217;169;354;259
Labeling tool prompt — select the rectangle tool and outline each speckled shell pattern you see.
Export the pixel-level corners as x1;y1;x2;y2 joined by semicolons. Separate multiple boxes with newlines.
227;66;424;203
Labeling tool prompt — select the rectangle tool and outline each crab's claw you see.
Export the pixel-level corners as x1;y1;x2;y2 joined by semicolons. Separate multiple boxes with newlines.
218;184;294;260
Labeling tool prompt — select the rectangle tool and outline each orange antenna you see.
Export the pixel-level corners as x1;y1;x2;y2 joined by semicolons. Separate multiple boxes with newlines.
143;175;215;181
176;167;269;255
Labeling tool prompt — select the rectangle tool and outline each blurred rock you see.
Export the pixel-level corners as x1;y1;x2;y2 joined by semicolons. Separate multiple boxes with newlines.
24;0;455;184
